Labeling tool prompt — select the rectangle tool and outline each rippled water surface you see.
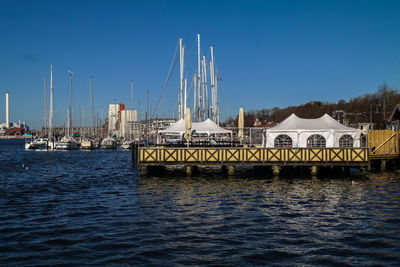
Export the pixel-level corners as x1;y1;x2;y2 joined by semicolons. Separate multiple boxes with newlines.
1;139;400;265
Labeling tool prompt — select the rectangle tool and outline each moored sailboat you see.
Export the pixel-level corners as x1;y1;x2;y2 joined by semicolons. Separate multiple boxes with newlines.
101;137;116;149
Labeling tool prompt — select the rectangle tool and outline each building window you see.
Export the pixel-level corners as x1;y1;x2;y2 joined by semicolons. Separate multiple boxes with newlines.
307;134;326;148
274;134;293;148
339;134;353;148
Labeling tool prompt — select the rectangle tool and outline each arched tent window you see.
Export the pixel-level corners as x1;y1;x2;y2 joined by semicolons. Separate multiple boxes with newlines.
274;134;293;148
307;134;326;148
339;134;353;148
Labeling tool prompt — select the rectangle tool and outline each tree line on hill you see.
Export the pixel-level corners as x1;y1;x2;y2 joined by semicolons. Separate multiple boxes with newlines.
224;83;400;129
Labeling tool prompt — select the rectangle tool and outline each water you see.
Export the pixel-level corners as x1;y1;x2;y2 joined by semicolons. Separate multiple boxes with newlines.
1;139;400;265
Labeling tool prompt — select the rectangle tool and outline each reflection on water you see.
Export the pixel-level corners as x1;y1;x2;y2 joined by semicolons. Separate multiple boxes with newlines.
0;140;400;265
137;172;400;265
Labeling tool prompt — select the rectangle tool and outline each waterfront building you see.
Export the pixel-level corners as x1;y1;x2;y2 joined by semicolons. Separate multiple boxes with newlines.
0;121;29;136
120;109;138;139
108;103;125;137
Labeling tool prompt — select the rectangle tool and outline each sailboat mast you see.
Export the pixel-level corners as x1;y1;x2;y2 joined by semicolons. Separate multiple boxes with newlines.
68;70;74;137
90;75;94;137
197;33;201;121
130;80;134;110
210;46;215;122
202;57;207;120
179;38;184;120
215;72;219;124
44;72;47;136
193;74;197;121
49;65;53;141
203;56;209;119
184;78;187;113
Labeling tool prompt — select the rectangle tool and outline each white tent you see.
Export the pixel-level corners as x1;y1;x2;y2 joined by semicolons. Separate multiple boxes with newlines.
263;114;361;148
158;118;232;136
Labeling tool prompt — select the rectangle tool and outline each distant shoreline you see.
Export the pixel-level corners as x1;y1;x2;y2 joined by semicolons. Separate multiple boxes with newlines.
0;136;25;140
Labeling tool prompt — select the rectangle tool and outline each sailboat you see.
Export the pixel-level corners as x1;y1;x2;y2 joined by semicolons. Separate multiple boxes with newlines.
56;136;79;150
26;65;55;150
25;137;49;150
101;137;116;149
56;69;79;150
80;76;98;150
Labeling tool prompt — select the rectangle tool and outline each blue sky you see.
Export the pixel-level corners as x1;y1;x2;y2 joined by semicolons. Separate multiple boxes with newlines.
0;0;399;129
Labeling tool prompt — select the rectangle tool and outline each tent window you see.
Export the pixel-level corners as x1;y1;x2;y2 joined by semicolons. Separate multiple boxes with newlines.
274;134;293;148
307;134;326;148
339;135;353;148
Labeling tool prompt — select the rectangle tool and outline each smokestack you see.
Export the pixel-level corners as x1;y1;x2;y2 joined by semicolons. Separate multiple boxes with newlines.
5;92;10;129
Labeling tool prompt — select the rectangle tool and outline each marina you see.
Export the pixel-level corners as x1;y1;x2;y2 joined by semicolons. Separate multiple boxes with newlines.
1;1;400;265
1;139;400;265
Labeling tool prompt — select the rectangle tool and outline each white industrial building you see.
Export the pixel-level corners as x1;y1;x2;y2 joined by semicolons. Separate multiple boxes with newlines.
120;109;138;138
108;104;122;137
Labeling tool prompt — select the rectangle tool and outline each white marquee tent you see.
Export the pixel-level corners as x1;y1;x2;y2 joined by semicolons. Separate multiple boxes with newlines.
158;119;232;136
263;114;361;148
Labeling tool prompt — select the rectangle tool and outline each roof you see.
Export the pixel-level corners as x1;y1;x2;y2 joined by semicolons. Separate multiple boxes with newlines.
159;118;232;135
388;104;400;122
267;113;358;131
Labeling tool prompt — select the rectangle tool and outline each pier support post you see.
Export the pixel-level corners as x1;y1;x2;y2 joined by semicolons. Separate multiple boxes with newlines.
140;165;147;176
222;165;227;174
186;165;193;176
380;160;386;172
310;166;318;176
344;166;350;176
272;165;280;176
228;165;235;176
132;143;138;167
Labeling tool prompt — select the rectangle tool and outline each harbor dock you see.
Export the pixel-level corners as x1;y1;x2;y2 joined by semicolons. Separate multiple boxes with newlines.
133;126;400;176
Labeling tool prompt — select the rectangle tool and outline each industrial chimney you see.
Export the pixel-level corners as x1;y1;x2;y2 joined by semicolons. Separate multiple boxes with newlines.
5;92;10;129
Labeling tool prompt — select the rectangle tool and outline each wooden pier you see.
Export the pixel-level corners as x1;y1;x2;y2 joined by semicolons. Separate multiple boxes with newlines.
132;128;400;176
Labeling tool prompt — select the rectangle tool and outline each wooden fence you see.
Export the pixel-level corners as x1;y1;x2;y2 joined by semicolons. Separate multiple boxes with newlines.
138;147;369;166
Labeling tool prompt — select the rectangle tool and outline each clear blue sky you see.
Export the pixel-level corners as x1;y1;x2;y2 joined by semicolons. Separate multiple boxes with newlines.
0;0;399;129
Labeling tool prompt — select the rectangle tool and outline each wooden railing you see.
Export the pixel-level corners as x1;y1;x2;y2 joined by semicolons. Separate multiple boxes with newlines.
138;147;369;166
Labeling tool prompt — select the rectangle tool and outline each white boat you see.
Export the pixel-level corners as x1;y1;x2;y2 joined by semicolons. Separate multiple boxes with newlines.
56;136;79;150
25;137;49;150
101;137;116;149
121;140;135;150
81;139;97;150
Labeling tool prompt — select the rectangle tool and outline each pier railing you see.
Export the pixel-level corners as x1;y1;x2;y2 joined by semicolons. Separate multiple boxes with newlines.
138;147;369;166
